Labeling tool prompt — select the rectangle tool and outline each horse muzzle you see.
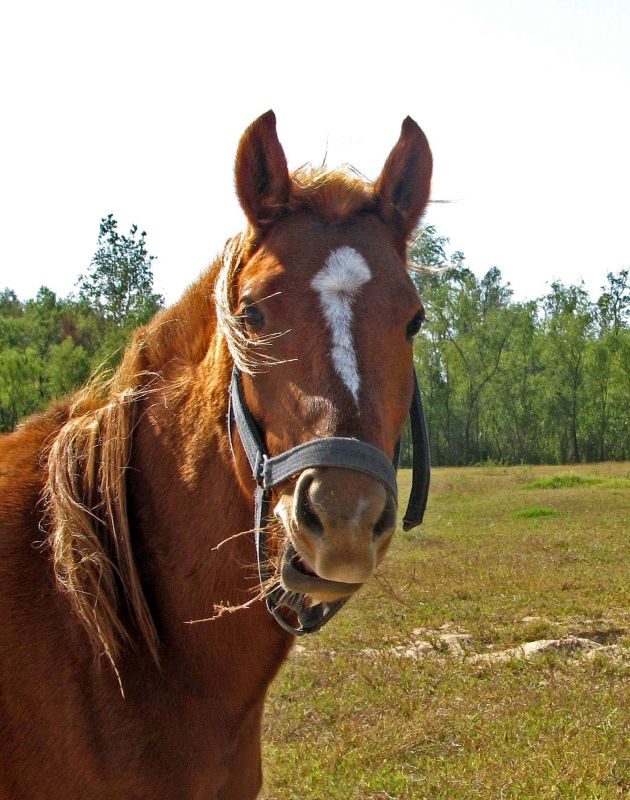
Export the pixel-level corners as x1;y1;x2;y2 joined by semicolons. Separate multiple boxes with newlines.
275;467;397;602
228;366;430;635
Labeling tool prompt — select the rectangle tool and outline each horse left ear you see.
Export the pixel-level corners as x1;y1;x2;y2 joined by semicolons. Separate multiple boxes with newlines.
235;110;291;234
375;117;433;242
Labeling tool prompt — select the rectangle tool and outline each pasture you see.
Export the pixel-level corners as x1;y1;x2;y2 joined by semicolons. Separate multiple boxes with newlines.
263;462;630;799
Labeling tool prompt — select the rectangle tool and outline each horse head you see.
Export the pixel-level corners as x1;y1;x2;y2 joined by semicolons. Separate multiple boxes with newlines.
221;111;432;612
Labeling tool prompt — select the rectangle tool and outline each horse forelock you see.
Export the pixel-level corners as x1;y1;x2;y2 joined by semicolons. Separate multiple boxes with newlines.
215;167;377;375
289;166;375;221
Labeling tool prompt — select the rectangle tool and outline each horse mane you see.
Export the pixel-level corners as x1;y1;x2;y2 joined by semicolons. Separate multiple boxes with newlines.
45;370;158;672
43;257;226;670
43;165;377;668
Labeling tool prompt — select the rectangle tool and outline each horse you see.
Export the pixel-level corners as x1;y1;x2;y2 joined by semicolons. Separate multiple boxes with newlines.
0;110;432;799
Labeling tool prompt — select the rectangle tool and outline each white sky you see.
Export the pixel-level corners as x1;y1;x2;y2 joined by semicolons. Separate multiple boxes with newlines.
1;0;628;305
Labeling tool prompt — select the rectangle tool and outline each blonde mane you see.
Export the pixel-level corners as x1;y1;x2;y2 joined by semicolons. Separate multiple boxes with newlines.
46;376;158;672
43;258;224;669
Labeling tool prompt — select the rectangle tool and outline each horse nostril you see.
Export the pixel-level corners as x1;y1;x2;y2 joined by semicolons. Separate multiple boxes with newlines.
373;494;397;539
294;473;324;537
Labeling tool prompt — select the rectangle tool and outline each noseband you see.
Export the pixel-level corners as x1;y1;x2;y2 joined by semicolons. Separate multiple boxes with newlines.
228;366;430;636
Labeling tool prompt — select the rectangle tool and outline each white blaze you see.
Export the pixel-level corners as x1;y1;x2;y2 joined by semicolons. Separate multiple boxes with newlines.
310;246;372;403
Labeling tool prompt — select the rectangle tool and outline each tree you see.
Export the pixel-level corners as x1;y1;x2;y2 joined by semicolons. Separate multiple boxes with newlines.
47;338;91;398
585;269;630;460
413;262;514;464
0;219;165;432
597;269;630;334
0;347;40;430
78;215;163;328
488;301;549;463
0;289;22;318
542;282;594;462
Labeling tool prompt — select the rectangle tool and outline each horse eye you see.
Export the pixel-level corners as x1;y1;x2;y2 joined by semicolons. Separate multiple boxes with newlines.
406;311;424;339
242;304;265;332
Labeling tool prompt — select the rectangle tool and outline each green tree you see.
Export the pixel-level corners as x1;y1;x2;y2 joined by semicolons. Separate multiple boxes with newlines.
597;269;630;334
542;282;594;462
585;269;630;460
0;289;22;318
483;301;544;463
0;347;40;430
47;338;91;398
417;266;513;464
0;219;165;432
78;214;163;328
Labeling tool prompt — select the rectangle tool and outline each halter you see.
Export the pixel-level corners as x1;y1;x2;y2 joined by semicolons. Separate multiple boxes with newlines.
227;366;430;636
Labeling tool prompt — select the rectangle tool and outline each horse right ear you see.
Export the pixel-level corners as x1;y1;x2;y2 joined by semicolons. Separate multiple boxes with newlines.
374;116;433;242
235;110;291;234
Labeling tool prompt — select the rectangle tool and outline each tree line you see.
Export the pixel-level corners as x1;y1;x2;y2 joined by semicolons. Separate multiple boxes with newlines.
400;226;630;466
0;215;162;431
1;219;628;466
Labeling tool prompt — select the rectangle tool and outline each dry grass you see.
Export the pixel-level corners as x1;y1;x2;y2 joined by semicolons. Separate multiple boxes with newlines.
262;462;630;799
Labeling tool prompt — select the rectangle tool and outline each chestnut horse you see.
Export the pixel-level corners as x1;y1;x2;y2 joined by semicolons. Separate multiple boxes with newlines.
0;111;432;799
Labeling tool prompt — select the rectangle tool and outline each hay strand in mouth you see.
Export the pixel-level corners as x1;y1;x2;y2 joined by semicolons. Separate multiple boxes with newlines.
184;592;264;624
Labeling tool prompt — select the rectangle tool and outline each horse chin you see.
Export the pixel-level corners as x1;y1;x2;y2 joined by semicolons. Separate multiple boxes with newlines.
280;542;363;604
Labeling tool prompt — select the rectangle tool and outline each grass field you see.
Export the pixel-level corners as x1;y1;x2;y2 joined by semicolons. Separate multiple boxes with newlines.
262;462;630;800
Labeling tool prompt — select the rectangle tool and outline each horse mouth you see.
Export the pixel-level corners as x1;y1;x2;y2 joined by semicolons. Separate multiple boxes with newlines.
280;542;363;602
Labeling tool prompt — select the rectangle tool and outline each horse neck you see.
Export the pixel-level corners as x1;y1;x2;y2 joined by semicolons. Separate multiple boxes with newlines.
126;313;280;659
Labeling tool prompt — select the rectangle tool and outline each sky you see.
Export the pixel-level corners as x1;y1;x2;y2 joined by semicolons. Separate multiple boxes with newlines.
1;0;628;305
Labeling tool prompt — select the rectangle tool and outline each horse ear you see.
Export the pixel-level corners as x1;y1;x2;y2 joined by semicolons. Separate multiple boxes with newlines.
375;117;433;242
235;110;291;233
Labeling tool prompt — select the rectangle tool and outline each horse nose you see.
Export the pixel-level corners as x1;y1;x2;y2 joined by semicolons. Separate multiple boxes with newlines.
291;468;397;583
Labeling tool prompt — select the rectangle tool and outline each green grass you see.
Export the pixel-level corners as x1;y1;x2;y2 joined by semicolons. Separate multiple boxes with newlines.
263;462;630;800
525;473;601;489
525;473;630;490
513;506;562;518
